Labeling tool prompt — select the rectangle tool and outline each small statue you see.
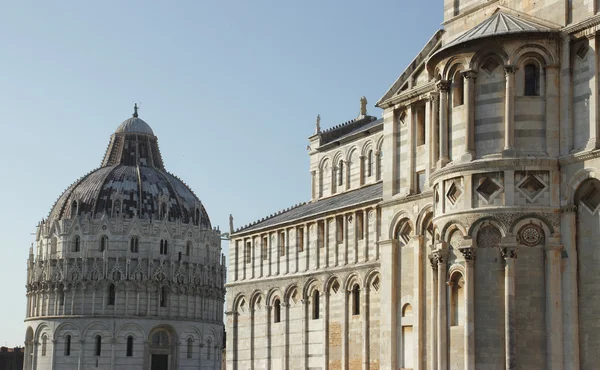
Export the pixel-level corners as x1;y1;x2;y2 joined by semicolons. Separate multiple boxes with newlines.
133;103;139;117
360;96;367;116
229;214;234;235
315;114;321;134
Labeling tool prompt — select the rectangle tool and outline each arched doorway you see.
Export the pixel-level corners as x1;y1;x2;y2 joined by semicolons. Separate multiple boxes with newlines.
147;327;177;370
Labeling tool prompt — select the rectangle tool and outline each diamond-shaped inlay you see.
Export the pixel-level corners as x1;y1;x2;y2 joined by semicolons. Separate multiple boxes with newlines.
580;183;600;213
482;58;500;74
446;181;463;205
517;175;546;202
477;177;501;202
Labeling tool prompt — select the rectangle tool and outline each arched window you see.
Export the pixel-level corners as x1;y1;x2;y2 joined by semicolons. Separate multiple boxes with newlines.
100;236;108;252
71;201;78;217
130;237;139;253
450;272;465;326
73;236;80;252
126;336;133;357
367;150;374;178
453;71;464;107
186;241;192;256
95;335;102;356
65;335;71;356
113;199;121;217
524;64;540;96
160;286;168;308
273;299;281;323
352;284;360;315
41;335;47;356
206;339;212;360
338;160;344;186
187;338;193;359
151;331;170;347
108;284;116;306
312;290;320;320
160;240;168;255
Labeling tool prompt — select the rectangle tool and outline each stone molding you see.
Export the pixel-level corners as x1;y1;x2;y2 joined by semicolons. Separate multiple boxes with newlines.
429;158;558;183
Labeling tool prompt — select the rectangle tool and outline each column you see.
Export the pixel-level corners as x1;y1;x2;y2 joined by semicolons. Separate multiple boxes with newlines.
260;235;264;278
312;223;319;270
285;230;290;274
354;211;360;263
342;290;349;370
251;238;255;279
362;287;370;370
437;81;450;167
77;340;84;370
545;65;560;157
322;291;330;370
407;104;415;194
433;248;448;370
359;155;366;186
586;34;599;150
430;93;440;168
305;224;310;272
462;70;477;161
266;305;272;370
500;241;517;370
560;36;573;155
459;246;476;370
325;219;330;268
234;241;239;281
51;339;57;369
31;341;38;370
242;239;247;280
503;66;516;157
302;298;309;369
282;302;290;369
344;214;349;265
412;235;424;370
379;240;398;369
250;308;255;370
428;255;438;370
545;243;564;370
295;229;300;273
268;233;273;277
363;209;369;262
561;206;580;370
110;337;116;370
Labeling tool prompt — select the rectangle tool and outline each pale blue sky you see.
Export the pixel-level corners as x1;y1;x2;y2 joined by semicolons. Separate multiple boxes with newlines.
0;0;441;346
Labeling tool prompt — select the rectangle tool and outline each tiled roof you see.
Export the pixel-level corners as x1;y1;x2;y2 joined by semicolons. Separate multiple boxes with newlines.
233;182;382;235
320;115;379;146
441;11;555;52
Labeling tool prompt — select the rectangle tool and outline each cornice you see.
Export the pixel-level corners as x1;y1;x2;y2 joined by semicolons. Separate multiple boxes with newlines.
558;149;600;165
378;82;436;110
563;14;600;36
224;260;380;289
429;158;559;183
379;191;434;208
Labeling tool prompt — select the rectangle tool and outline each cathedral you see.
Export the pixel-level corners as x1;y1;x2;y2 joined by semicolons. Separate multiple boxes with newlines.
24;106;226;369
225;1;600;369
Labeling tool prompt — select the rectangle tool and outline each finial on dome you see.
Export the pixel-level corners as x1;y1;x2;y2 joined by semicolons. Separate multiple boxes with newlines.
133;103;139;118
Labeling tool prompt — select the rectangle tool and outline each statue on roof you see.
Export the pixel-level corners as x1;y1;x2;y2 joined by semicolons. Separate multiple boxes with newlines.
360;96;368;116
229;214;234;235
315;114;321;134
133;103;139;118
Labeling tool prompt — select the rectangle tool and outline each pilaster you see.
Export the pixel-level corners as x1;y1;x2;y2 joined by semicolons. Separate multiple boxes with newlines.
500;238;517;370
437;81;450;168
461;70;477;161
503;66;516;157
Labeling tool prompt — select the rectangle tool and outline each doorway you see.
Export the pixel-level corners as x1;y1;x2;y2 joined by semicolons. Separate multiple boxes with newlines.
151;354;169;370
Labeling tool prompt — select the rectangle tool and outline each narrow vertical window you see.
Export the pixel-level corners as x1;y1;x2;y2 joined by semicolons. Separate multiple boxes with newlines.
71;201;78;217
108;284;116;306
453;71;464;107
524;64;540;96
95;335;102;356
262;237;268;260
367;150;373;177
207;340;212;360
352;284;360;315
297;227;304;252
245;241;251;264
113;199;121;217
130;237;138;253
186;241;191;256
357;212;364;240
58;287;65;306
160;240;168;255
312;290;320;320
187;338;193;359
338;160;344;186
65;335;71;356
126;336;133;357
279;232;286;257
336;216;344;243
41;335;47;356
100;236;108;252
160;286;168;308
274;299;281;323
73;236;80;252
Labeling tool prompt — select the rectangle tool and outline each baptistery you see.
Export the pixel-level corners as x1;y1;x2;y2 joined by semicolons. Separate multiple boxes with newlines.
24;106;225;370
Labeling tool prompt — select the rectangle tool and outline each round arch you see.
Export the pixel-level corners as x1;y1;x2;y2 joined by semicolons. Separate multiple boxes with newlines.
565;168;600;205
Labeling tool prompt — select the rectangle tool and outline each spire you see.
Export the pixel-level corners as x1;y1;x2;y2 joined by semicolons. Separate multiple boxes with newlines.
133;103;139;118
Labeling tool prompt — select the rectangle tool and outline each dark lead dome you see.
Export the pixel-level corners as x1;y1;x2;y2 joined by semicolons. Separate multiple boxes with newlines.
47;106;211;227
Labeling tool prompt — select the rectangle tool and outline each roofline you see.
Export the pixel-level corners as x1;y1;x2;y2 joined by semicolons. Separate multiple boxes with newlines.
316;119;384;151
376;29;445;108
230;183;383;238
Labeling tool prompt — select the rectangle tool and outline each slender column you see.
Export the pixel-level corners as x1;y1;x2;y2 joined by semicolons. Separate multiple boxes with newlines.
81;286;85;314
561;206;580;370
282;302;290;369
249;308;255;370
268;233;273;277
325;219;330;268
407;104;415;194
459;246;477;370
110;337;116;370
51;339;57;370
266;305;272;370
312;223;319;270
305;223;310;271
560;36;573;155
545;65;560;157
302;298;309;370
251;238;256;279
503;66;516;157
31;341;38;370
342;290;349;370
77;340;84;370
353;211;359;263
501;242;517;370
70;288;76;315
379;240;398;369
363;209;369;262
430;93;440;167
359;155;366;186
462;70;477;161
428;255;438;370
437;81;450;167
295;229;300;273
322;291;330;370
586;34;599;150
412;235;424;370
545;243;564;370
362;286;370;370
285;229;290;274
345;159;351;191
91;289;96;315
433;248;448;370
259;235;264;278
335;219;340;267
344;214;349;265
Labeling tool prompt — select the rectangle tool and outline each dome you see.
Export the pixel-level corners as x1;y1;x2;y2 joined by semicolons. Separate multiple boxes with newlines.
115;104;154;135
47;105;211;227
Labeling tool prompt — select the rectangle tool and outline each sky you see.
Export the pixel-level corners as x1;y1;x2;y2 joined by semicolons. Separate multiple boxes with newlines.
0;0;441;346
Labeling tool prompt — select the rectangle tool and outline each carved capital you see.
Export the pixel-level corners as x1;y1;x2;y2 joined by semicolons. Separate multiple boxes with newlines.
459;246;477;264
501;246;517;260
561;204;577;213
461;70;477;79
436;80;450;92
432;249;448;265
428;254;438;271
504;65;517;75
